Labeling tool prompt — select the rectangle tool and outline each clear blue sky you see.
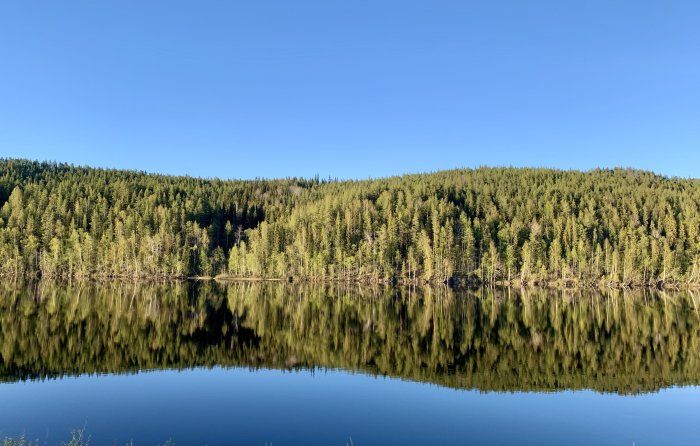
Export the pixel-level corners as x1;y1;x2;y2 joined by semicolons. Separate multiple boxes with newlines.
1;1;698;179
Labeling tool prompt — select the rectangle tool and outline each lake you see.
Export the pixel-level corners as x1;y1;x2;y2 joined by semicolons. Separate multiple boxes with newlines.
1;281;699;445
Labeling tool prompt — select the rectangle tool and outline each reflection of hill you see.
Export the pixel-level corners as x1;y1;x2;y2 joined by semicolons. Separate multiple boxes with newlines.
1;281;699;394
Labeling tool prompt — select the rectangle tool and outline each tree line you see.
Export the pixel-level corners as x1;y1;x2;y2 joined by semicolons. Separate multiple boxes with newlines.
1;158;700;286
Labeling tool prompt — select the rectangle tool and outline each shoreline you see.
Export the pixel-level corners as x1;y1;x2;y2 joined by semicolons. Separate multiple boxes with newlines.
4;272;700;290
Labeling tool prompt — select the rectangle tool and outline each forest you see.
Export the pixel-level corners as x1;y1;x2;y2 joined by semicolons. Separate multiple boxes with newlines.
1;158;700;287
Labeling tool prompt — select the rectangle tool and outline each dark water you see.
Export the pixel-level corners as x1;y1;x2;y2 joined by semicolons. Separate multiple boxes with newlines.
1;282;699;445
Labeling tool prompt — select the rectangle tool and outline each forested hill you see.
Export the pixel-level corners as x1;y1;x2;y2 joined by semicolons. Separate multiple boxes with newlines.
1;158;699;286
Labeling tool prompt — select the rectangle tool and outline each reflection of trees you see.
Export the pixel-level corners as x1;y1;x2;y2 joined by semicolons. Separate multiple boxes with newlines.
1;281;699;394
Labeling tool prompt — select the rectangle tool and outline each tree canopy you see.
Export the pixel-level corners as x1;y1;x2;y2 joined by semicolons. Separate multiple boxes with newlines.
1;159;700;286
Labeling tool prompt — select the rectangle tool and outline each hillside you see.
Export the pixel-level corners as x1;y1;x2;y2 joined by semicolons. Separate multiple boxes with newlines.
1;159;699;286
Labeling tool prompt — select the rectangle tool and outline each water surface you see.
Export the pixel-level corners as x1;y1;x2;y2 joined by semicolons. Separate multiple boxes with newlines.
1;282;699;445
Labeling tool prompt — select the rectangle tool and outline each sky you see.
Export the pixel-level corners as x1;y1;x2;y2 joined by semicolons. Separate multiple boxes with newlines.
1;0;699;180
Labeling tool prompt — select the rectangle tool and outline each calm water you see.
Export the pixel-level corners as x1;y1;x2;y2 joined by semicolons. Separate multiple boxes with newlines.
1;282;699;445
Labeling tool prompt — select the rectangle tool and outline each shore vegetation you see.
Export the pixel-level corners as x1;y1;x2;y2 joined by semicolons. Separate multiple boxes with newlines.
2;159;699;287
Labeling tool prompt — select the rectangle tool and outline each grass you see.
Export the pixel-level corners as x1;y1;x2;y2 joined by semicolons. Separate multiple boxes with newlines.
2;429;357;446
2;429;174;446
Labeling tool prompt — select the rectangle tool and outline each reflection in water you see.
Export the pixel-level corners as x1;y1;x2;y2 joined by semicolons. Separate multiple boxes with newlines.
1;281;699;394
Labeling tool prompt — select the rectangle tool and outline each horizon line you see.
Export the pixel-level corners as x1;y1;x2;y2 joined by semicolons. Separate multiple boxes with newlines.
1;157;696;182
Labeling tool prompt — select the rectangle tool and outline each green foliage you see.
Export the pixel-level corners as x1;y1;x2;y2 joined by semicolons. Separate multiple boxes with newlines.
62;429;89;446
2;434;37;446
2;159;700;285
